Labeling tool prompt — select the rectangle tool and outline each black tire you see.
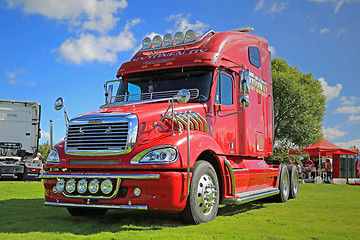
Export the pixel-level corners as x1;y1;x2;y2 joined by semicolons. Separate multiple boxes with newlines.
287;165;299;199
180;160;220;224
67;207;108;216
274;164;290;203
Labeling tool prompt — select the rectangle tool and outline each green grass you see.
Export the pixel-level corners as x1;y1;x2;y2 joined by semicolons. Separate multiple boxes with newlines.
0;181;359;239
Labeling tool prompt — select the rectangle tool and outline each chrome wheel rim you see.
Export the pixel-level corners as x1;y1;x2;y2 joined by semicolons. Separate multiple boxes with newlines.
293;171;299;194
283;171;289;197
196;174;217;215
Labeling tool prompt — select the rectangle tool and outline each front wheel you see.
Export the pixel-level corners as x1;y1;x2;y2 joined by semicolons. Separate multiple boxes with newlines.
180;160;219;224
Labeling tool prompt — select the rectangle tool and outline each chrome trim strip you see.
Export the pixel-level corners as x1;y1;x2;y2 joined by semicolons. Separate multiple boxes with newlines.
40;174;160;179
224;159;236;197
141;30;215;52
44;201;148;210
233;168;249;172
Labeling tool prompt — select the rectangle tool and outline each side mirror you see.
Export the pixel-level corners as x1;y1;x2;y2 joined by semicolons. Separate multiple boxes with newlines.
106;85;114;104
240;69;250;95
176;89;190;104
240;95;250;108
54;97;64;111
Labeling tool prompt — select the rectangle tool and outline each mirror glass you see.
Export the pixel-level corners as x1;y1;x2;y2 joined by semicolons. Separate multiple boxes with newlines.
54;97;64;111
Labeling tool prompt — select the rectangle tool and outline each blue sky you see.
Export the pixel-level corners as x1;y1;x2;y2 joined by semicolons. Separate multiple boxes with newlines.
1;0;360;149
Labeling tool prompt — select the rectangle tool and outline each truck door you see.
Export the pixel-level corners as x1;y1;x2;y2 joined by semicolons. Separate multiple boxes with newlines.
213;71;237;155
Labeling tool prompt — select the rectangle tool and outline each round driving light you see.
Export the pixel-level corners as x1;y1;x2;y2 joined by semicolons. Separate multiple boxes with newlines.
185;30;196;42
134;187;141;197
101;179;113;194
142;37;152;49
89;179;100;194
55;179;65;193
77;179;88;194
66;179;76;193
52;186;58;194
163;33;173;46
174;31;184;44
152;35;163;48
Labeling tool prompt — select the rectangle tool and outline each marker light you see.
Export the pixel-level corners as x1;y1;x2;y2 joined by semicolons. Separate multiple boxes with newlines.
152;35;163;48
101;179;113;194
89;179;100;194
142;37;152;49
77;179;88;194
66;179;76;193
174;31;185;44
163;33;173;46
185;30;196;42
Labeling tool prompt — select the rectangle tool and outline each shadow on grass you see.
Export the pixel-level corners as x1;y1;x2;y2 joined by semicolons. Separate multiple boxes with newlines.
0;198;267;235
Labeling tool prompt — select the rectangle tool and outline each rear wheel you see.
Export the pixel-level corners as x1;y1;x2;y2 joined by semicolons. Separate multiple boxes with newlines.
180;160;219;224
287;165;299;199
274;165;290;203
67;207;108;216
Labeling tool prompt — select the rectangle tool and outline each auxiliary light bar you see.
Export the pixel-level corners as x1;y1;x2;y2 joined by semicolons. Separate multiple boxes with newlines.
142;29;207;51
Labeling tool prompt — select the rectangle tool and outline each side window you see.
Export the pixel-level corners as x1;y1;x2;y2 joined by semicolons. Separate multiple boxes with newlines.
249;46;261;68
215;73;233;105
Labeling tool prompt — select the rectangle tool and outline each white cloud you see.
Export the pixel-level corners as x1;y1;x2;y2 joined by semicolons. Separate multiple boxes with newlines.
5;70;31;85
335;105;360;114
336;28;348;37
323;126;347;140
335;96;360;113
41;130;51;139
349;114;360;122
56;19;140;64
268;46;276;55
6;0;128;33
320;27;330;34
166;14;209;34
255;0;266;11
318;77;342;101
255;0;288;13
335;139;360;149
308;0;360;13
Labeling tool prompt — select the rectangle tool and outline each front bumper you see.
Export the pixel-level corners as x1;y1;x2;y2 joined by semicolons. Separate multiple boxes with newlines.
41;171;189;213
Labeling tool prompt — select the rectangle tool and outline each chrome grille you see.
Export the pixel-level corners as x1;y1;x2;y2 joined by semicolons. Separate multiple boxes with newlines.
65;113;138;156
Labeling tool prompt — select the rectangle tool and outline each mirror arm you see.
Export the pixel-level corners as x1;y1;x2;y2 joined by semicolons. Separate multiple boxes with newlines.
216;108;245;117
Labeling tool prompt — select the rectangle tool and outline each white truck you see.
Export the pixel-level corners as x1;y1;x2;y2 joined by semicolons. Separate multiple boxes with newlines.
0;100;42;181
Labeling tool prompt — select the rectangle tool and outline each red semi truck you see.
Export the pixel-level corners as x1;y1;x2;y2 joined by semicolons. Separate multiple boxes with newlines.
41;28;299;224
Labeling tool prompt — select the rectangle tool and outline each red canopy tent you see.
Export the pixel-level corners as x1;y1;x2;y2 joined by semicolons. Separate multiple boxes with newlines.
290;138;359;179
299;138;358;156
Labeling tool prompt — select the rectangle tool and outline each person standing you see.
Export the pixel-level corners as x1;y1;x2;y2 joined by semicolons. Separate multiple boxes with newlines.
356;159;359;178
326;159;332;182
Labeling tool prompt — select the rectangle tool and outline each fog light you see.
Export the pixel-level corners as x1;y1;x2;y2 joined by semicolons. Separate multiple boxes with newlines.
77;179;88;194
66;179;76;193
133;187;141;197
101;179;113;194
55;179;65;193
89;179;99;194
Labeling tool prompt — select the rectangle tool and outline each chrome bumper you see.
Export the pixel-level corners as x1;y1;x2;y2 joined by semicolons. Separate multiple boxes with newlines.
44;201;147;210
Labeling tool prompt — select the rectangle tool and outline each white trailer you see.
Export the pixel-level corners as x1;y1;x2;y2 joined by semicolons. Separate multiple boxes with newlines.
0;100;42;180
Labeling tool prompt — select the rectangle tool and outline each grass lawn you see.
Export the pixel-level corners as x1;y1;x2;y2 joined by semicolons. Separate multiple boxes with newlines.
0;181;359;239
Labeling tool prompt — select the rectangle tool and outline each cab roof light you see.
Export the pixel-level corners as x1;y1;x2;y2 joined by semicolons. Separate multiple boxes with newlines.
174;31;185;44
141;30;215;52
152;35;163;48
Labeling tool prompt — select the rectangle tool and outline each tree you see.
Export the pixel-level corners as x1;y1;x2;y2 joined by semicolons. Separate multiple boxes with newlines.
38;141;51;163
272;58;326;148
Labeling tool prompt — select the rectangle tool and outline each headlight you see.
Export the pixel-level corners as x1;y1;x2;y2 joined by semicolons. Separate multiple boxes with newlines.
131;146;178;164
88;179;100;194
77;179;88;194
46;149;60;164
101;179;113;194
66;179;76;193
55;179;65;193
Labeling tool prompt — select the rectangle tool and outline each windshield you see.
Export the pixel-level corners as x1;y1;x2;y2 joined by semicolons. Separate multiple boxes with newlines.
115;67;214;103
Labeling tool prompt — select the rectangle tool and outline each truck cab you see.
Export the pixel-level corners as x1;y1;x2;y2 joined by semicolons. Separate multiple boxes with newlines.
42;28;298;224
